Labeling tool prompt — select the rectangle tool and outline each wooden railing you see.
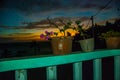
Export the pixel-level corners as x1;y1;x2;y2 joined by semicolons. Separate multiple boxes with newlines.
0;49;120;80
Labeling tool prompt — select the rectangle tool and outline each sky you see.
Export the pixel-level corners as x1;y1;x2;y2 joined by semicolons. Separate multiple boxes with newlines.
0;0;120;42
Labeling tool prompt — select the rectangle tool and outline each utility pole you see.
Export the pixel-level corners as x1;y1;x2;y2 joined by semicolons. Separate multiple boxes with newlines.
91;16;94;27
90;16;94;37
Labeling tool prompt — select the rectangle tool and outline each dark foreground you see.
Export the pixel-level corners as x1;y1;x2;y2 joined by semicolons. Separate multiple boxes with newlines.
0;41;114;80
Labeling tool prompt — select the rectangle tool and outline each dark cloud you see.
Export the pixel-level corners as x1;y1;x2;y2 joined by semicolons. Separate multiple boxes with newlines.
0;0;4;8
1;0;114;14
114;0;120;8
8;33;33;36
0;25;23;29
0;25;46;30
0;0;118;27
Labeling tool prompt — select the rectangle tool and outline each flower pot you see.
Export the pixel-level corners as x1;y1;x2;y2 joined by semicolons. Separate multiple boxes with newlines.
79;38;94;52
51;37;72;55
105;37;120;49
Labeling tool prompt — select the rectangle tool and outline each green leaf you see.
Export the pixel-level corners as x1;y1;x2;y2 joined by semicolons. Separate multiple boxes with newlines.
60;29;64;32
64;25;69;30
67;22;72;25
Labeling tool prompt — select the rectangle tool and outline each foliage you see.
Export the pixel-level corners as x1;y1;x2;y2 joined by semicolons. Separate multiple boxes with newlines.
75;21;93;40
99;30;120;39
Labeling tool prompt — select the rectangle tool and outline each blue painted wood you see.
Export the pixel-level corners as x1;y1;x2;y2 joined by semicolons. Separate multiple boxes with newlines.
114;56;120;80
73;62;82;80
15;69;27;80
46;66;57;80
0;49;120;72
93;59;102;80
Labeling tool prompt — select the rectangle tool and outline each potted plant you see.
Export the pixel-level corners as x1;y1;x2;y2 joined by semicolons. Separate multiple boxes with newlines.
99;30;120;49
75;21;94;52
40;21;78;55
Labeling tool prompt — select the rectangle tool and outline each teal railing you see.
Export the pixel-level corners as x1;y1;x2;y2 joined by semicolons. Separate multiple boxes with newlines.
0;49;120;80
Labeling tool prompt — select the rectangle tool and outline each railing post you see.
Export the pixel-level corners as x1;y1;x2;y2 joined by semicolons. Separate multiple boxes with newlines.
73;62;82;80
93;59;102;80
114;56;120;80
46;66;57;80
15;69;27;80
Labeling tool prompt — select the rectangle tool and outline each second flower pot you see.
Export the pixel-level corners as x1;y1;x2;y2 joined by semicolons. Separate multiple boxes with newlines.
79;38;94;52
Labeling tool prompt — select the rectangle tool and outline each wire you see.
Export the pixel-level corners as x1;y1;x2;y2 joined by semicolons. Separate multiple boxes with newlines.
86;0;113;27
85;0;114;38
93;0;113;17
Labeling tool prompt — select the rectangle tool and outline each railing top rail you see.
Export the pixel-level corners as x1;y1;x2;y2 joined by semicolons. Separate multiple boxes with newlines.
0;49;120;72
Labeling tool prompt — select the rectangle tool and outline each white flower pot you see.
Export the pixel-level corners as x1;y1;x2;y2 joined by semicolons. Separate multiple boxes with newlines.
79;38;94;52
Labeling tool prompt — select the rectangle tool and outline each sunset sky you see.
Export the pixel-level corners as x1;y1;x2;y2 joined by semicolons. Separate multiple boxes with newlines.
0;0;120;42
